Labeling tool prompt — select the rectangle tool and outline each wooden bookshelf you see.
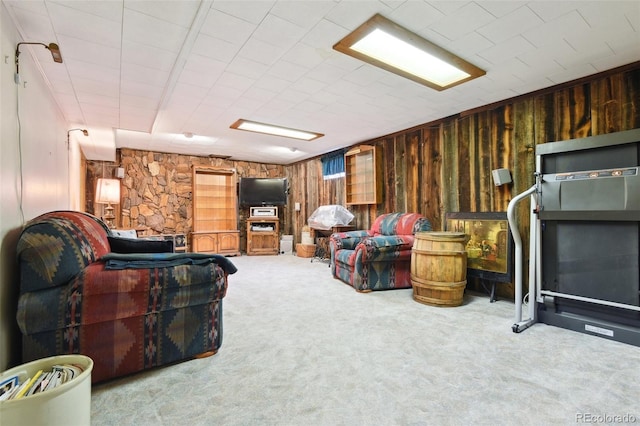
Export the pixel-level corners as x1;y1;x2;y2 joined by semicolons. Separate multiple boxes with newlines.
191;167;240;256
345;145;382;205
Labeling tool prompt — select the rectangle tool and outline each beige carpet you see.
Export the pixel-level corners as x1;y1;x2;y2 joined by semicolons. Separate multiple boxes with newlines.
91;254;640;425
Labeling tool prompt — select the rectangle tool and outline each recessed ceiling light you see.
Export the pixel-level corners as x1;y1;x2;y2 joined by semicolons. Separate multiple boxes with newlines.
230;119;324;141
333;14;485;91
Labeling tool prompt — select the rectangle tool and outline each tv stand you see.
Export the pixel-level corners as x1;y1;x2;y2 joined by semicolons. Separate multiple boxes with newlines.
246;216;279;255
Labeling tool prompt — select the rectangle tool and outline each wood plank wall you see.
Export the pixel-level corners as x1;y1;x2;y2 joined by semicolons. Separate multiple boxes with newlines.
284;62;640;299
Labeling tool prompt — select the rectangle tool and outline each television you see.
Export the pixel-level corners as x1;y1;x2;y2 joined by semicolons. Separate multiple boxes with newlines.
239;177;288;206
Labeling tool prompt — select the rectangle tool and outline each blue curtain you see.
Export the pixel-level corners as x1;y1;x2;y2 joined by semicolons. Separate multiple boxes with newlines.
321;150;345;180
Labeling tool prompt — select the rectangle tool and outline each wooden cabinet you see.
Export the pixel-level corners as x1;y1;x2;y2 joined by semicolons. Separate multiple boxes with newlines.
191;167;240;256
246;217;279;255
191;231;240;255
345;145;382;205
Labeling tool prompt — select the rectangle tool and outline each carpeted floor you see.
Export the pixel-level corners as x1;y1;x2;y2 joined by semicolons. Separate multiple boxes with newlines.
91;254;640;426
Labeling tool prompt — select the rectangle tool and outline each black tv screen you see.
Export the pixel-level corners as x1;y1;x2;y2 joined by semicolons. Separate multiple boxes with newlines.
239;177;288;206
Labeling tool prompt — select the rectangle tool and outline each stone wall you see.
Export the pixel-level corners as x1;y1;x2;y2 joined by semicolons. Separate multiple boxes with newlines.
86;149;284;238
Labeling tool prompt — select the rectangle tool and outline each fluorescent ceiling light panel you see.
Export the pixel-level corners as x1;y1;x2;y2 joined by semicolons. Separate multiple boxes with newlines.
333;14;485;91
230;119;324;141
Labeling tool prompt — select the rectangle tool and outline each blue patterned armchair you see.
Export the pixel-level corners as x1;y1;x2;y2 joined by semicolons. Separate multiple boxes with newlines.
329;212;432;292
16;211;237;383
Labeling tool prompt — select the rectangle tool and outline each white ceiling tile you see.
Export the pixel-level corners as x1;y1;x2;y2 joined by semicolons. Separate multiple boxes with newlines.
120;94;159;110
10;4;56;41
237;38;286;67
170;82;209;104
52;0;123;22
309;89;340;106
76;92;119;108
36;59;70;79
183;106;224;129
516;42;574;70
121;62;171;87
478;35;535;65
203;85;244;105
268;60;309;82
183;54;226;73
281;43;327;69
191;33;239;62
324;1;391;29
120;79;165;99
122;8;188;52
199;8;257;44
592;51;640;72
555;42;616;70
119;107;156;124
53;92;83;112
476;1;527;18
81;109;119;127
343;65;389;86
430;2;496;40
526;1;578;22
289;76;326;95
252;14;306;49
211;0;274;25
121;40;177;71
578;1;640;29
389;1;445;31
54;35;120;66
273;87;310;104
242;87;279;103
47;2;121;48
522;10;589;48
215;72;256;91
269;0;334;27
178;68;220;89
66;59;119;83
447;32;495;65
477;5;544;44
547;62;598;85
428;1;468;16
48;78;75;95
5;0;48;15
305;62;349;84
231;96;265;112
124;0;200;28
253;75;291;93
301;18;349;49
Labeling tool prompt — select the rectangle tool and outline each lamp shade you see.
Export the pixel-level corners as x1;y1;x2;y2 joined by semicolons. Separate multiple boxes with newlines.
95;178;120;204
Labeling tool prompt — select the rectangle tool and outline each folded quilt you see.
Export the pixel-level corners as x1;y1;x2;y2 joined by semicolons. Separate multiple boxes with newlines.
101;252;238;274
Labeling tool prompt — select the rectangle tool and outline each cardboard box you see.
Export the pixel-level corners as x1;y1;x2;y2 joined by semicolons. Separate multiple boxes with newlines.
296;243;316;258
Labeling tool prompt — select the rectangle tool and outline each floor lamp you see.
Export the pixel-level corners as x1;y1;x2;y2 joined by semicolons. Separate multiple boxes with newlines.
95;178;120;228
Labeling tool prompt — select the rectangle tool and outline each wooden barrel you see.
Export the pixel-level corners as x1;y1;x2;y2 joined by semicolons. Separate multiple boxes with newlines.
411;232;468;307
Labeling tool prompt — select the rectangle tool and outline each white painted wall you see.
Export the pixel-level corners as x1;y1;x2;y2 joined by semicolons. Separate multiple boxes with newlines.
1;3;71;371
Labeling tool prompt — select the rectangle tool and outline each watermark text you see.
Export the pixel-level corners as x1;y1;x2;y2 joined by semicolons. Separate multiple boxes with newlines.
576;413;637;423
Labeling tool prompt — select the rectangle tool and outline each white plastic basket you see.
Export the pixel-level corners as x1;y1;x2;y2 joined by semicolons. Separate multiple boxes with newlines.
0;355;93;426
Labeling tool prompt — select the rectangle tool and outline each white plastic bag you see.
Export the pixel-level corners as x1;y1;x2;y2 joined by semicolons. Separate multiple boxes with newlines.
307;205;354;230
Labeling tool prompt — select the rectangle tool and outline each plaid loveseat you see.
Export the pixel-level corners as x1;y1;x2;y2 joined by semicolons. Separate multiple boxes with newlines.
329;212;432;292
16;211;237;383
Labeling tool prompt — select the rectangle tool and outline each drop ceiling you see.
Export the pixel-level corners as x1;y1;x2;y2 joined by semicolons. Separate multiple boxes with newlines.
4;0;639;164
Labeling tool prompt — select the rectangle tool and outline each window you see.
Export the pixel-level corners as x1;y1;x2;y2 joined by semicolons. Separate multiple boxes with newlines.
322;150;345;180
